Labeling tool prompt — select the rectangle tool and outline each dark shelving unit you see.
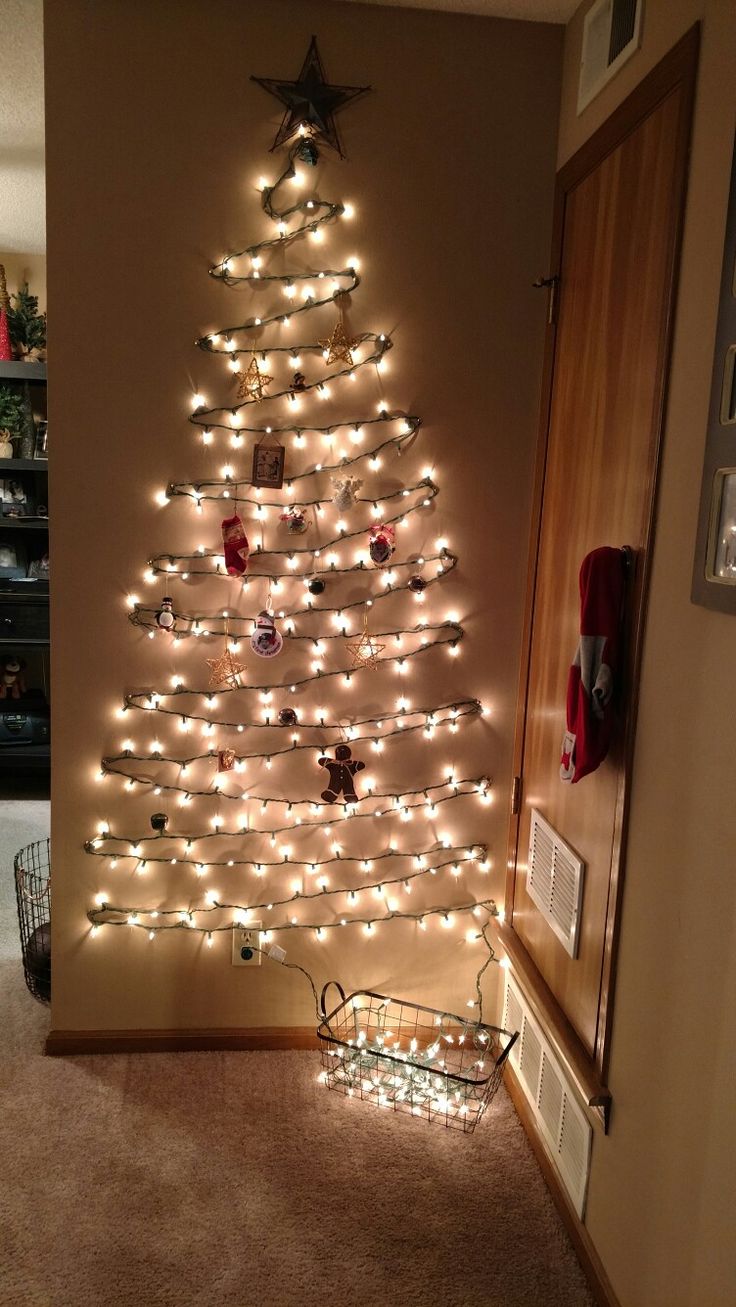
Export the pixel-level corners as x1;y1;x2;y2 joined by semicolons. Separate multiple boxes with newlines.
0;362;49;777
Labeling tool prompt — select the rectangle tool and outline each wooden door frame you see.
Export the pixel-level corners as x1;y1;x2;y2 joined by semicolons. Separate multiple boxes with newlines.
504;25;700;1097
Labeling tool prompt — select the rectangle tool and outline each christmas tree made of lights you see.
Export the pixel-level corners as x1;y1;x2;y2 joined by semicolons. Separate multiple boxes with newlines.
86;135;497;1003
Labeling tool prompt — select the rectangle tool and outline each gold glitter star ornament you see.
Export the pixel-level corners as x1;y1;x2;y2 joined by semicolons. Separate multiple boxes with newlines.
346;612;385;670
237;353;273;402
319;322;358;367
206;642;247;690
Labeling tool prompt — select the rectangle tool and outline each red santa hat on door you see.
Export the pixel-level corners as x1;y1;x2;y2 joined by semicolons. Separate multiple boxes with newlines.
560;547;626;784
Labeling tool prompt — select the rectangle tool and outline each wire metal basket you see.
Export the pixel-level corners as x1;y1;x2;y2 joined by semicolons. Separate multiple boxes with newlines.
317;983;518;1133
14;838;51;1004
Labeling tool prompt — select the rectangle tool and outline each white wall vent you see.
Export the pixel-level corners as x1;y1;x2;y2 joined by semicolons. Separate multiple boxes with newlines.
577;0;643;114
503;974;593;1219
526;809;585;958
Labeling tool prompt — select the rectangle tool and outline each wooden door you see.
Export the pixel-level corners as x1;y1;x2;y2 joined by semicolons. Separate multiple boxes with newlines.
507;31;698;1071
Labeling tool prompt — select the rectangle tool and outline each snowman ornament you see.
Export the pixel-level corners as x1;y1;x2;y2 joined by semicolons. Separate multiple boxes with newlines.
155;596;176;632
250;610;283;658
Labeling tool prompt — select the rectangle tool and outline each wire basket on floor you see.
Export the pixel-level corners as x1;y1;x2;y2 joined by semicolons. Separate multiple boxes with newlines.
317;983;518;1133
14;838;51;1004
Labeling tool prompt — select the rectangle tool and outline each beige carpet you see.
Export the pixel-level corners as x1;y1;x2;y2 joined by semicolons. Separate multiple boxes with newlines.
0;801;594;1307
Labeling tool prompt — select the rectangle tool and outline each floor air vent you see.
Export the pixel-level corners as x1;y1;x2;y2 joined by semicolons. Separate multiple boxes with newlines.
503;974;593;1219
526;809;585;958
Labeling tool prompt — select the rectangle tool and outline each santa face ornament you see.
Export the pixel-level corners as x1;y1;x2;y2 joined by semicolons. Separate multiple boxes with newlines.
369;523;395;566
281;506;308;534
250;610;283;658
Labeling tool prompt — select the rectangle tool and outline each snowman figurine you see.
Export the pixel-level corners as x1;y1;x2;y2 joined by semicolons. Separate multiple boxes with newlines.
250;610;283;658
155;596;176;632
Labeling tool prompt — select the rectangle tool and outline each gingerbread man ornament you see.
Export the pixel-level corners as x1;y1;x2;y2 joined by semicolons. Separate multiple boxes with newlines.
318;744;365;804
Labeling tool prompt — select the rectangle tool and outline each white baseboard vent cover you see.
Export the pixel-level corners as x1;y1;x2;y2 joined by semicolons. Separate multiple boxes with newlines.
503;974;592;1219
527;808;585;958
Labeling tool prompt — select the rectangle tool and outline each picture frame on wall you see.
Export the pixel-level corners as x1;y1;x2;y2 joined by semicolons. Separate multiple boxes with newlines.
251;440;285;489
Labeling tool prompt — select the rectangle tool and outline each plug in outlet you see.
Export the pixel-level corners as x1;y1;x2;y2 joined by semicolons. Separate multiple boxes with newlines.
232;921;262;967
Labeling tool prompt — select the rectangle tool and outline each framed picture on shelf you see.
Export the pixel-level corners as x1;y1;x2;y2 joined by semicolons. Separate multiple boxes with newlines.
33;420;48;460
0;541;27;578
251;440;285;489
0;479;36;518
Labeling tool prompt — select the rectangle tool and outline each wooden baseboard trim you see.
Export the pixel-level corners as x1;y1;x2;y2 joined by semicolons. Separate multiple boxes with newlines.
504;1065;621;1307
45;1026;320;1055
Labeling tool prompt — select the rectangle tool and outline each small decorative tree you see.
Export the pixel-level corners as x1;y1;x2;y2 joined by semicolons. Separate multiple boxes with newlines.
0;385;26;456
8;283;46;360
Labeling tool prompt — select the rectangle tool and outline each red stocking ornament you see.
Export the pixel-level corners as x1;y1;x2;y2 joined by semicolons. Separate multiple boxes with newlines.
221;514;250;576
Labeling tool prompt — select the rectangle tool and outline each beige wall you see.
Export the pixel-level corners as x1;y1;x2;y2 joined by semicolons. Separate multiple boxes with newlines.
44;2;561;1032
0;253;46;310
560;3;736;1306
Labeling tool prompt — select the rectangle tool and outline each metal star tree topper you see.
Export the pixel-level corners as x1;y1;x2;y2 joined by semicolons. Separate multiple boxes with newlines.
251;36;370;158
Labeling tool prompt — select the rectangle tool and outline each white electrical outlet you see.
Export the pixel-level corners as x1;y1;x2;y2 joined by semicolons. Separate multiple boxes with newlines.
231;921;262;967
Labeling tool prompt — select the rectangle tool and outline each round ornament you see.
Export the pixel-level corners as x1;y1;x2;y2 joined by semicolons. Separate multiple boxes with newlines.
155;596;176;631
307;576;325;595
292;371;307;392
250;610;283;658
278;707;298;727
408;575;427;594
150;812;169;833
369;523;396;566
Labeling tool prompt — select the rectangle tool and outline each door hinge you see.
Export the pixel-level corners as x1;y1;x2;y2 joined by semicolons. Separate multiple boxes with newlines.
532;274;560;325
511;775;522;815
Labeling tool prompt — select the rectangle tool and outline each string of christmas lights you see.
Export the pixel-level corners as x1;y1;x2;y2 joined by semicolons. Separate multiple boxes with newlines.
88;774;491;843
183;410;419;458
88;895;498;944
114;623;465;711
128;551;457;634
192;331;390;415
113;696;479;741
84;131;498;1036
88;848;484;906
146;485;440;576
166;472;432;511
136;548;454;595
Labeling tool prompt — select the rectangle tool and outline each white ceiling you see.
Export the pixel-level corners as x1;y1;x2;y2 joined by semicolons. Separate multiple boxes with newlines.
0;0;577;254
